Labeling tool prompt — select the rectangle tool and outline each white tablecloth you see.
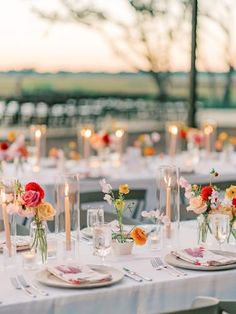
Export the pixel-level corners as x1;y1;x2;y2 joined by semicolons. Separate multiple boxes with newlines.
1;221;236;314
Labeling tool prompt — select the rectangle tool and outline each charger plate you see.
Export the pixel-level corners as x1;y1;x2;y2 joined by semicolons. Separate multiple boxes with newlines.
165;250;236;271
35;265;124;289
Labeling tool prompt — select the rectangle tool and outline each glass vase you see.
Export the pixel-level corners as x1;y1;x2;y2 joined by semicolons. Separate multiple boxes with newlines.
157;165;180;248
197;214;210;246
30;220;48;264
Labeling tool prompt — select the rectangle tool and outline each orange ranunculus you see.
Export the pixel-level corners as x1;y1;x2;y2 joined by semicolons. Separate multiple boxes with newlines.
18;145;28;158
69;151;81;160
119;184;129;195
143;146;156;157
131;227;147;246
7;131;17;142
49;147;59;158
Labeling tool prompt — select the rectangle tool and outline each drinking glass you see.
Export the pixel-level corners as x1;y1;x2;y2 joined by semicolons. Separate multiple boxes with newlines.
210;214;230;249
87;209;104;229
93;223;111;264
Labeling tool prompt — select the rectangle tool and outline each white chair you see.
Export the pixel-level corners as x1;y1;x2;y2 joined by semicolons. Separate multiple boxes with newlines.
161;296;219;314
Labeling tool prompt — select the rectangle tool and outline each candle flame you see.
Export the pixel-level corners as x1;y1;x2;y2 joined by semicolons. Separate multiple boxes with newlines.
169;125;178;135
115;129;124;138
35;129;42;138
81;128;92;138
204;125;213;135
65;183;69;197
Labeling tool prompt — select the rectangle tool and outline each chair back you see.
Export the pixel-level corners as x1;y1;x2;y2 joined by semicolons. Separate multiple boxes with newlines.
219;300;236;313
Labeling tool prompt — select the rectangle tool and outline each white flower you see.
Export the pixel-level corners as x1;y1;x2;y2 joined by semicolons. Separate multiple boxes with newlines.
210;190;220;209
179;176;190;189
99;179;112;194
151;132;161;143
104;194;113;205
184;186;193;199
141;211;149;218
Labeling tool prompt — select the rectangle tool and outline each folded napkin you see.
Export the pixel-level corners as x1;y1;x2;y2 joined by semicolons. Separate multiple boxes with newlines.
0;238;30;252
47;264;112;285
171;247;236;267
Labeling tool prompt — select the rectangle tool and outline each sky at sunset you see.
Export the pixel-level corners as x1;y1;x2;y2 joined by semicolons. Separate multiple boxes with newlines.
0;0;234;73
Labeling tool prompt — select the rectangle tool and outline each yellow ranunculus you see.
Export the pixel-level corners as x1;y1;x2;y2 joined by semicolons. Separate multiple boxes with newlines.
7;131;17;142
119;184;129;195
218;132;229;142
114;199;125;210
68;141;77;150
226;185;236;199
36;202;56;221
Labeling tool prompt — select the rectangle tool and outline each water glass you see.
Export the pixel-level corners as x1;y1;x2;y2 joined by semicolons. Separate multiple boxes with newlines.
93;223;111;263
210;214;230;249
87;209;104;229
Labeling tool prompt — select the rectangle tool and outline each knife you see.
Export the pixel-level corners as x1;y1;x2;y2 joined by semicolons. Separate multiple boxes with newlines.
124;272;143;282
123;267;152;281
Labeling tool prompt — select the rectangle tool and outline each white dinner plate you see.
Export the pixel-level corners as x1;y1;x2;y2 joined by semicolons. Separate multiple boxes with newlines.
165;250;236;271
35;265;124;289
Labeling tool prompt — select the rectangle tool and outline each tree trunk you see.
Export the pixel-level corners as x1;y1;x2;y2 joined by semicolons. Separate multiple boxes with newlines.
150;71;169;101
223;65;234;106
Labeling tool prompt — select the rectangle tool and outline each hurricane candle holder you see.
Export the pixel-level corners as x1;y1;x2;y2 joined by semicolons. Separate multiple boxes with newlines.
0;178;17;267
157;165;180;248
78;125;93;160
202;120;217;156
30;124;47;172
55;173;80;260
165;122;181;158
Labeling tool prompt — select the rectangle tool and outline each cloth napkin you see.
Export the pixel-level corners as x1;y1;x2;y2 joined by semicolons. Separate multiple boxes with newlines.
0;238;30;252
171;247;236;267
47;264;112;285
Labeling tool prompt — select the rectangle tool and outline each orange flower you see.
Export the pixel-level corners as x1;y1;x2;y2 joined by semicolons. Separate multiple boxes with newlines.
7;131;17;142
119;184;129;195
131;227;147;245
143;146;156;156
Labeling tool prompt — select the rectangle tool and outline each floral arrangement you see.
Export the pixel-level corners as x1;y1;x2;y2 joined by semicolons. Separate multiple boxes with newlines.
16;181;56;262
100;179;147;245
215;132;236;151
49;141;80;161
180;169;236;242
0;132;28;165
90;131;114;151
141;210;169;225
179;127;204;147
134;132;160;156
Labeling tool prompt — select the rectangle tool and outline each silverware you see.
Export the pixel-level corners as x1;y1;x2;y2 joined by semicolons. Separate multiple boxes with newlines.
123;267;152;282
155;257;186;277
17;275;49;296
10;277;37;298
124;273;143;282
151;258;179;277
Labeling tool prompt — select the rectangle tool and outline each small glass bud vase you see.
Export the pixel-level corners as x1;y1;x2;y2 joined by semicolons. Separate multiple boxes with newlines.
197;214;210;246
30;220;48;265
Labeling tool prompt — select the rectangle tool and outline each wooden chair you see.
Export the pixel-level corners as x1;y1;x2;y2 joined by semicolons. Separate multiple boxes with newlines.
161;296;219;314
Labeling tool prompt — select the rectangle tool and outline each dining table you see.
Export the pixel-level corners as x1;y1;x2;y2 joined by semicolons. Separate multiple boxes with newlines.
1;221;236;314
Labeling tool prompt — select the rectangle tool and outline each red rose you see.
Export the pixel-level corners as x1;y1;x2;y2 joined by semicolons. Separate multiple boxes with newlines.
179;129;187;140
232;198;236;207
201;186;213;201
25;182;44;200
102;134;110;145
0;142;9;150
22;190;41;207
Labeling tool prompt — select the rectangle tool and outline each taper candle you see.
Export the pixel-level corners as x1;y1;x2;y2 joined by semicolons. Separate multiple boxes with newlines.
64;183;71;251
2;192;12;256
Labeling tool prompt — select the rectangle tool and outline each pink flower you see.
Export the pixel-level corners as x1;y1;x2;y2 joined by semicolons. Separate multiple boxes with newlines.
151;132;161;143
99;179;112;194
21;190;41;207
185;186;193;199
187;196;207;214
179;176;190;189
17;206;35;217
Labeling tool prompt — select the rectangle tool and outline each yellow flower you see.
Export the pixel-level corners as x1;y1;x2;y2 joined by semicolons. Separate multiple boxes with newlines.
36;202;56;221
225;185;236;199
218;132;229;142
7;131;17;142
114;199;125;210
192;184;198;191
69;151;80;160
119;184;129;195
68;141;77;150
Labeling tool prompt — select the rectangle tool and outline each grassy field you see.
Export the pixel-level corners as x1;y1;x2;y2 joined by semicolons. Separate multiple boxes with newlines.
0;72;235;106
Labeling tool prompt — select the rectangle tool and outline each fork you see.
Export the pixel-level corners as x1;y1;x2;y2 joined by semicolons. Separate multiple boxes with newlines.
10;277;37;298
156;257;187;277
17;275;49;296
151;258;179;277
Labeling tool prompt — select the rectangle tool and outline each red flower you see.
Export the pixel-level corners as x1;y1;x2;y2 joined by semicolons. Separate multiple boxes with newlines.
201;186;213;201
25;182;44;200
232;198;236;207
179;129;187;140
22;190;41;207
0;142;9;150
102;134;110;145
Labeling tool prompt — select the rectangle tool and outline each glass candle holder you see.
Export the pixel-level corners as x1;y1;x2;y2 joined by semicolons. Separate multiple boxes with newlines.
77;124;94;160
22;250;37;270
30;124;47;172
202;120;217;156
157;165;180;248
55;173;80;260
0;177;17;267
165;122;182;158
